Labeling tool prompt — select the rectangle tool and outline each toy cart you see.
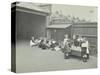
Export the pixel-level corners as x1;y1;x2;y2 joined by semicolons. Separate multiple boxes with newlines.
65;45;89;62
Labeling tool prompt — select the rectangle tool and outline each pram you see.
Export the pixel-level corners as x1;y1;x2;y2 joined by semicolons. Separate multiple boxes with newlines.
64;40;89;62
70;46;89;62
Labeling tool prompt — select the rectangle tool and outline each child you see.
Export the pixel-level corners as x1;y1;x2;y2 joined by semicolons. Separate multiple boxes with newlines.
73;35;80;47
54;42;61;51
38;39;44;48
81;37;89;61
30;36;37;47
46;40;51;49
77;35;83;47
50;39;57;50
40;38;47;50
63;34;71;59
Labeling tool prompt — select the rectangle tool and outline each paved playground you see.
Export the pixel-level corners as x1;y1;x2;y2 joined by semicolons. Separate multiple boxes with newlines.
16;41;97;73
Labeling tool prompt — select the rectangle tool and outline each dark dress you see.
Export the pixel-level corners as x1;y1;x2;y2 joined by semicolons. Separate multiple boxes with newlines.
63;41;71;59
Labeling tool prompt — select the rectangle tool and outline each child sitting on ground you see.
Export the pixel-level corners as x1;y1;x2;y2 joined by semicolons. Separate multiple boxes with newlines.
50;39;57;50
54;42;61;51
45;40;51;49
30;36;37;47
39;38;47;50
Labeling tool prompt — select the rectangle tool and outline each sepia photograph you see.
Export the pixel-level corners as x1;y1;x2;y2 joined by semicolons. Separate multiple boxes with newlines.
11;2;97;73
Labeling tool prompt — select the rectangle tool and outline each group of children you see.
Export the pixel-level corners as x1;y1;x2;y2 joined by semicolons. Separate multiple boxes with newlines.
30;36;61;51
30;34;89;61
72;34;89;55
63;34;89;61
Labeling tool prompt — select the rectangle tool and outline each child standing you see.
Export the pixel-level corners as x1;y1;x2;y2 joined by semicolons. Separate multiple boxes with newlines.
63;34;71;59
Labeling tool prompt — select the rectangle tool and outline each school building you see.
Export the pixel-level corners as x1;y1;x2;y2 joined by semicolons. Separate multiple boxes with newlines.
12;2;97;56
47;16;97;56
12;2;51;40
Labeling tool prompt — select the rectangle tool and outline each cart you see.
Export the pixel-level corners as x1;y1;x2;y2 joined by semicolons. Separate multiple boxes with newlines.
65;45;89;62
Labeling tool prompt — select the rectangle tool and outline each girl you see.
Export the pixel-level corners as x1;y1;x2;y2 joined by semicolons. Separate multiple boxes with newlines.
63;34;71;59
30;36;37;47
